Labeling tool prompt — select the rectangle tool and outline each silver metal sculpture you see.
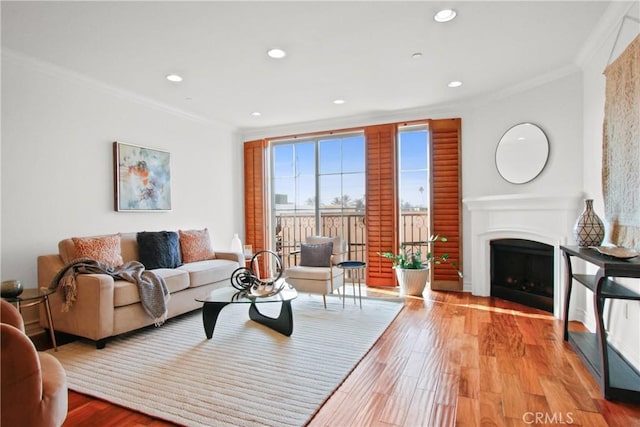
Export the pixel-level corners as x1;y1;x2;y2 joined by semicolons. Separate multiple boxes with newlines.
230;250;286;298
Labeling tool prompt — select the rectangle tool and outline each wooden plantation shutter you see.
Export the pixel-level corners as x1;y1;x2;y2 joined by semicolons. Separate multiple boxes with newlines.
429;118;462;290
243;140;267;262
365;124;398;286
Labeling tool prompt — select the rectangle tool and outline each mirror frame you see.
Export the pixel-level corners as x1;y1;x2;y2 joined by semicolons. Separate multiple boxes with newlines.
495;122;549;185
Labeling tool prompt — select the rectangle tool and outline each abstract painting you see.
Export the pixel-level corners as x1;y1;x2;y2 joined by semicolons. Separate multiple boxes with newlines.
114;142;172;211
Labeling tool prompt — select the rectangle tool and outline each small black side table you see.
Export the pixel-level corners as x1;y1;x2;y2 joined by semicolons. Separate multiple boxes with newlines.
337;261;366;308
3;288;58;351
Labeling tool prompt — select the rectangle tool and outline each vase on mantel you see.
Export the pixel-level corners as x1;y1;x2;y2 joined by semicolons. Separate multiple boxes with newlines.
573;199;605;247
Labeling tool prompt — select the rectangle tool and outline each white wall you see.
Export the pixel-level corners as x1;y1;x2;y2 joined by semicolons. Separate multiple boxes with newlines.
580;2;640;369
460;72;584;199
1;52;244;319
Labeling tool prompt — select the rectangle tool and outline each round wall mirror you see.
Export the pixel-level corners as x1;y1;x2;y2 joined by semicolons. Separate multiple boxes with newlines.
495;123;549;184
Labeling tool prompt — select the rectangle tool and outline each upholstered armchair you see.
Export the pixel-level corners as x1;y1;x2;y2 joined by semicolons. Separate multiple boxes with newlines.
1;299;68;427
284;236;347;308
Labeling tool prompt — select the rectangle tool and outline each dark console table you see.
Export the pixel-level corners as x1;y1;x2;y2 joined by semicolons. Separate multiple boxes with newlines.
561;245;640;403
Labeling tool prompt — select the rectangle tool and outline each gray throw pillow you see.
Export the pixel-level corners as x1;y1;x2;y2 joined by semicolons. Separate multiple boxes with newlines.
299;242;333;267
137;231;182;270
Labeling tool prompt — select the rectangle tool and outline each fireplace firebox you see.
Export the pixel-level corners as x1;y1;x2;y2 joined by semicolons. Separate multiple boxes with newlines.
490;239;554;312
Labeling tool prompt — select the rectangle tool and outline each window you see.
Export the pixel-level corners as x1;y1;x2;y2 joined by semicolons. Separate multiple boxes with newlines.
271;133;366;265
398;126;430;247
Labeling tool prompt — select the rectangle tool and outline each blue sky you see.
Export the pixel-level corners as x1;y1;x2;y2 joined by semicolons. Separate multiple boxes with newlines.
273;129;429;209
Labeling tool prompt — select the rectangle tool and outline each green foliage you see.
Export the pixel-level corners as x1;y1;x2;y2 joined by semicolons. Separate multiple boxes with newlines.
378;235;450;270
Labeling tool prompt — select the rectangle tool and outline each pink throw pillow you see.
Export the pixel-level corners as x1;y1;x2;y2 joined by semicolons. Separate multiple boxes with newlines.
72;234;123;267
179;229;215;263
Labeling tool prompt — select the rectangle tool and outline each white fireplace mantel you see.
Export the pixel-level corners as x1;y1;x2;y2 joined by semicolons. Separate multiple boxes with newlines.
463;193;583;318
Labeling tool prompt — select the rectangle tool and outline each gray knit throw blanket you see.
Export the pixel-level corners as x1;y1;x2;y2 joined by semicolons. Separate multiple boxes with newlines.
49;257;170;326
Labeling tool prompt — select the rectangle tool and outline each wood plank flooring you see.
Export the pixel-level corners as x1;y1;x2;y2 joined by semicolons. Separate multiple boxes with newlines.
48;288;640;426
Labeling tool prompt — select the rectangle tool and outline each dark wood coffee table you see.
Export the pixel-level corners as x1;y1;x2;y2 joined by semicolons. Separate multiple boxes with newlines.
195;284;297;340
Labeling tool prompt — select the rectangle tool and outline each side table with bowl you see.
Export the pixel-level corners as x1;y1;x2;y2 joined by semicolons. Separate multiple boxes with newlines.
1;282;58;351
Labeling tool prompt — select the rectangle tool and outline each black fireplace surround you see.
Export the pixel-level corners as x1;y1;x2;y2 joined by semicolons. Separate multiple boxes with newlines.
490;239;554;312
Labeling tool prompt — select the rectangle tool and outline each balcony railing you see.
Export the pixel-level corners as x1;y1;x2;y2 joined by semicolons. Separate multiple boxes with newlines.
275;211;430;269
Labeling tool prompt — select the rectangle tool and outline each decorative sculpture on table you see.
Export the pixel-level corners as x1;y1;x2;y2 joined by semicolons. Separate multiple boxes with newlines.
230;250;286;298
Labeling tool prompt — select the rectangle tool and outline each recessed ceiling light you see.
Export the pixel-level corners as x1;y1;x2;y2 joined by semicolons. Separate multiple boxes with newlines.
267;48;287;59
333;99;346;105
412;52;423;59
166;74;183;82
448;80;463;88
434;9;457;23
251;111;262;117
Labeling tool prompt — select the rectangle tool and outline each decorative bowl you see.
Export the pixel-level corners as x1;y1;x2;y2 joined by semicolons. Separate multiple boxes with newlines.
1;280;23;298
592;246;640;260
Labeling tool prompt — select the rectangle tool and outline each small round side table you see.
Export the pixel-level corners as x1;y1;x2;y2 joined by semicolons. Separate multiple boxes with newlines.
3;288;58;351
337;261;366;308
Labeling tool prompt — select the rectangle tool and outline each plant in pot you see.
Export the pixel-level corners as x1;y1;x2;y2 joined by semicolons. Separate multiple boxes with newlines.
378;235;454;297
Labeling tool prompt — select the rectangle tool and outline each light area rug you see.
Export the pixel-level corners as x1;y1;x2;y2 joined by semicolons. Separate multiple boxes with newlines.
49;294;403;427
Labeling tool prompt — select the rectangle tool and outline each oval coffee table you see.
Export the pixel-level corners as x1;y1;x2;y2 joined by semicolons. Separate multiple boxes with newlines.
195;284;297;340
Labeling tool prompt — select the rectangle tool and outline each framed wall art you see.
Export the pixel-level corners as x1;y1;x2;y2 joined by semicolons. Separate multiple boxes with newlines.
113;141;172;212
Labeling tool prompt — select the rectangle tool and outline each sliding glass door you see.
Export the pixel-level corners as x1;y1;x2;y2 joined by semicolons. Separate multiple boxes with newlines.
271;133;365;266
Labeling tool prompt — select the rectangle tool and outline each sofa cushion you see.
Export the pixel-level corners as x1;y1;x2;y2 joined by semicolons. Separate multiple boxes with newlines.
113;269;189;308
58;239;76;265
178;259;239;288
60;233;137;265
119;233;139;263
137;231;182;270
299;242;333;267
179;229;215;263
71;234;123;267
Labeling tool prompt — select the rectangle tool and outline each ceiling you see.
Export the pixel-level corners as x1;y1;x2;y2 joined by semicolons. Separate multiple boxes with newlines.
1;1;614;131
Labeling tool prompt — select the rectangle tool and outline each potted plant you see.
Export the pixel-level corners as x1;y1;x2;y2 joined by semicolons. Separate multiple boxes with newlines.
378;235;454;297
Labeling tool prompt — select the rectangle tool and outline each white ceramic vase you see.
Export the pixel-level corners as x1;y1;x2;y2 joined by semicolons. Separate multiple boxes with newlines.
395;267;429;297
230;233;243;253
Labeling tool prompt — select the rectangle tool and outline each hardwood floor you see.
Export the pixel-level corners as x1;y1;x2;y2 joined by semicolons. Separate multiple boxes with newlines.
48;288;640;426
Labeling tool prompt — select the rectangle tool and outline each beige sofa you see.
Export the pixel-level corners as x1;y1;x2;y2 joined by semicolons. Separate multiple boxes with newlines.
38;232;242;348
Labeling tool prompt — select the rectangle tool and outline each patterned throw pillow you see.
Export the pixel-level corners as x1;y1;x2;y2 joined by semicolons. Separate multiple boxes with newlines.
299;242;333;267
179;228;216;263
72;234;124;267
137;231;182;270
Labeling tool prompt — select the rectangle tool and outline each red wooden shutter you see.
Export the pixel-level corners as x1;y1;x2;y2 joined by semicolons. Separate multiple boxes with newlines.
244;140;267;260
365;124;398;286
429;118;462;290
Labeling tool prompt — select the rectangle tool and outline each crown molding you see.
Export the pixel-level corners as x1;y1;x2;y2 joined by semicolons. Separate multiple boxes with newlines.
575;1;638;67
469;64;581;108
2;48;234;130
